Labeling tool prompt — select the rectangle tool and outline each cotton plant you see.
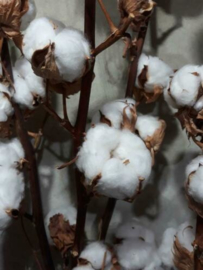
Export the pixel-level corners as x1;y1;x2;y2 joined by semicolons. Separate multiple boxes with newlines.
76;98;166;201
135;53;174;103
22;17;91;96
0;138;25;230
164;65;203;149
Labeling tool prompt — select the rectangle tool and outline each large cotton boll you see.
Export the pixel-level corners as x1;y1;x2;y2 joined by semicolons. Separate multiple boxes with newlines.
45;206;76;245
54;28;90;82
116;239;159;270
176;222;195;252
91;98;136;129
0;167;24;230
21;0;37;30
0;92;13;122
115;220;155;244
23;17;65;60
170;65;201;107
188;166;203;204
186;155;203;177
158;228;176;267
80;242;112;270
135;115;161;140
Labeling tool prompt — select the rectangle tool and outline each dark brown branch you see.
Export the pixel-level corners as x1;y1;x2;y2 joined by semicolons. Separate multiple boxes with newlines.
1;39;55;270
92;14;133;57
71;0;96;265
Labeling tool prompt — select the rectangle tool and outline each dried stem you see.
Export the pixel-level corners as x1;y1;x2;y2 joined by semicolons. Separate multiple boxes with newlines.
1;39;55;270
92;14;133;57
97;0;117;33
70;0;96;266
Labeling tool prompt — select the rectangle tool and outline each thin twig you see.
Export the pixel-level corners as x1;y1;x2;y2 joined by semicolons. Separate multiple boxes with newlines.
1;39;55;270
97;0;117;33
62;93;68;120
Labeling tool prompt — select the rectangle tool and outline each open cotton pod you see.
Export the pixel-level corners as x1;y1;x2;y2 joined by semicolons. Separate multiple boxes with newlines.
23;17;91;96
45;206;76;256
117;0;156;32
135;53;173;103
135;115;166;163
185;155;203;218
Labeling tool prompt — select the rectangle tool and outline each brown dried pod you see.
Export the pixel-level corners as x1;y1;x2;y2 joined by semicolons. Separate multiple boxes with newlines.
48;214;76;257
118;0;156;32
173;236;193;270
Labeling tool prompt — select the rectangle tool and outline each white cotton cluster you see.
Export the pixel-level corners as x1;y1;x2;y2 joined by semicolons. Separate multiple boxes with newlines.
79;241;112;270
21;0;37;30
115;220;161;270
0;138;25;230
44;206;76;245
186;155;203;204
92;98;136;129
0;83;13;122
136;53;173;93
23;17;90;82
13;57;45;109
135;115;161;140
164;65;203;109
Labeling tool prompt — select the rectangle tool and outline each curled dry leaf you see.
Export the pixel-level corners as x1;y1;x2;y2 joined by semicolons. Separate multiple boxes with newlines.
118;0;155;31
48;214;76;257
173;236;193;270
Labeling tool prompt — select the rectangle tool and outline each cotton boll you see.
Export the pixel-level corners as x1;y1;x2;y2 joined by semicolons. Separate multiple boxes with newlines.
188;166;203;204
54;28;90;82
176;222;195;252
116;239;159;270
72;266;94;270
92;98;136;129
80;242;112;270
115;220;155;244
0;92;13;122
23;17;65;60
21;0;37;30
170;65;201;107
158;228;176;267
186;155;203;177
135;115;161;140
0;167;24;230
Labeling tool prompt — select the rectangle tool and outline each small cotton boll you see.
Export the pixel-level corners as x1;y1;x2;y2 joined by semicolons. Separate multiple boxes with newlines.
186;155;203;177
170;65;201;107
80;242;112;270
0;92;13;122
115;220;155;244
188;166;203;204
54;28;90;82
72;266;94;270
23;17;65;60
116;239;158;270
158;228;176;267
176;222;195;252
135;115;161;140
21;0;37;30
92;98;136;129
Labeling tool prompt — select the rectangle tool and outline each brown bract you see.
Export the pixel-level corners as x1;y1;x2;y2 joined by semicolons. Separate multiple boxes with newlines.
0;116;13;138
0;0;28;49
121;104;137;131
118;0;155;31
48;214;76;257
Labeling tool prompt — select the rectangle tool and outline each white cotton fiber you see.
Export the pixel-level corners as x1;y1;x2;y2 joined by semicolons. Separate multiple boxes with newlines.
54;28;90;82
188;166;203;204
194;96;203;111
0;92;13;122
116;239;160;270
92;98;136;129
73;266;94;270
45;206;76;245
158;228;176;267
176;222;195;252
115;220;155;244
21;0;37;30
169;65;201;107
76;124;121;182
0;167;24;230
186;155;203;177
23;17;65;60
135;115;161;140
136;54;173;92
80;241;112;270
0;138;24;168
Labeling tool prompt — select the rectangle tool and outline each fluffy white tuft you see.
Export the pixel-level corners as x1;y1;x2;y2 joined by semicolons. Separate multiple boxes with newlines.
21;0;37;30
186;155;203;177
0;90;13;122
135;115;161;140
79;241;112;270
176;222;195;252
187;165;203;204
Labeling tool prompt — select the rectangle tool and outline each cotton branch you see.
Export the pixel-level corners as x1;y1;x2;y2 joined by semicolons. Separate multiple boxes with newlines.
1;39;55;270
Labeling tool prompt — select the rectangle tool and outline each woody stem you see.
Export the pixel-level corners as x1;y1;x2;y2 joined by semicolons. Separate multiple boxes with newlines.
97;0;117;33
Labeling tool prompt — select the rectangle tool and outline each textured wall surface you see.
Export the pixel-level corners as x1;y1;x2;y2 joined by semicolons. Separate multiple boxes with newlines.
1;0;203;269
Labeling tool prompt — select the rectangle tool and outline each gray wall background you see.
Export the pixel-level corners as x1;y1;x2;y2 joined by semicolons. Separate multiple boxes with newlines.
1;0;203;269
